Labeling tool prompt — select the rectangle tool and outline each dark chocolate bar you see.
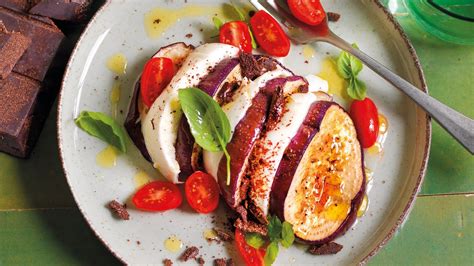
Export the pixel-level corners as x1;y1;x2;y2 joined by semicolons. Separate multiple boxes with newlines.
29;0;93;22
0;7;65;81
0;0;31;12
0;72;44;158
0;22;31;79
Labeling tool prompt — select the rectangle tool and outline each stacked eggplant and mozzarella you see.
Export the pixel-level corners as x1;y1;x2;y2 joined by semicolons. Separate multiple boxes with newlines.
125;43;365;244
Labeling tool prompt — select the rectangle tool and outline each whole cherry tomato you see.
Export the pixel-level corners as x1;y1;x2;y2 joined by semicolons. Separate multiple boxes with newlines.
140;57;176;108
184;171;220;213
350;97;380;148
219;21;253;53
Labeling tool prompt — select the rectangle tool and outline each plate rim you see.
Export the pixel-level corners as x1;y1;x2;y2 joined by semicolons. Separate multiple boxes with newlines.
56;0;432;264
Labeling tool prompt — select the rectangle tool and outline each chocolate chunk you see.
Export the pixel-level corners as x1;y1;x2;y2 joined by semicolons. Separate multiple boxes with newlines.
214;258;227;266
0;73;43;157
0;7;65;81
234;218;267;236
29;0;93;22
108;200;130;220
213;227;233;242
216;81;240;106
239;52;261;80
0;0;31;12
308;242;343;255
256;56;277;73
265;86;285;132
327;12;341;22
227;258;235;266
180;246;199;261
163;258;173;266
196;257;205;266
0;24;31;79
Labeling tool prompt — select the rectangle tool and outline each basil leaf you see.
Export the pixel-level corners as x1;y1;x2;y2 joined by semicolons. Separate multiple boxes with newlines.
178;88;232;184
75;111;127;152
349;54;363;76
347;77;367;100
267;216;283;242
281;222;295;248
249;28;257;49
336;51;352;79
245;233;266;249
231;4;246;21
264;241;279;266
212;16;223;31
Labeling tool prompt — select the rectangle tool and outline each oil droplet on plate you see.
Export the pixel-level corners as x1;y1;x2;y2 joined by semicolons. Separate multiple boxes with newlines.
317;58;349;101
302;45;315;60
134;171;152;189
203;229;217;241
144;4;242;39
365;167;374;182
367;113;388;155
106;53;127;75
96;145;118;168
110;80;121;118
357;194;369;217
164;235;183;253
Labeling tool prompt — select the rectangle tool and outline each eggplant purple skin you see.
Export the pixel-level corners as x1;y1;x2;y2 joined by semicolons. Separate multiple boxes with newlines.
269;102;366;245
124;80;152;162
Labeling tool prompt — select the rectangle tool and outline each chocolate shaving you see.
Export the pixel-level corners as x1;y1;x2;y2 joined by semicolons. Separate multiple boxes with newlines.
213;227;233;242
234;218;267;236
308;242;343;255
163;258;173;266
239;52;261;80
196;257;205;266
327;12;341;22
108;200;129;220
179;246;199;261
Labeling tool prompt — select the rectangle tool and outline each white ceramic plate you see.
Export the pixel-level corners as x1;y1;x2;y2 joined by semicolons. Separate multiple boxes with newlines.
58;0;431;264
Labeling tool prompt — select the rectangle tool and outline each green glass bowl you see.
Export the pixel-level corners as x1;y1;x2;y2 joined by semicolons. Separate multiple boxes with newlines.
403;0;474;45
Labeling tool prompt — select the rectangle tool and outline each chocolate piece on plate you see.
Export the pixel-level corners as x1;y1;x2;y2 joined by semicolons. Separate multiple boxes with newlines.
0;23;31;79
0;73;44;158
29;0;93;22
0;7;65;81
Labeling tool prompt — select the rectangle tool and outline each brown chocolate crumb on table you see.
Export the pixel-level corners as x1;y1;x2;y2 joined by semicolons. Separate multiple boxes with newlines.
308;242;343;255
179;246;199;261
163;258;173;266
108;200;130;220
196;256;205;266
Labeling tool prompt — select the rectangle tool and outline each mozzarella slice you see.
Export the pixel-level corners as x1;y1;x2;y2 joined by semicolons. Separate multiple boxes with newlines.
306;74;329;93
203;68;292;179
142;43;239;183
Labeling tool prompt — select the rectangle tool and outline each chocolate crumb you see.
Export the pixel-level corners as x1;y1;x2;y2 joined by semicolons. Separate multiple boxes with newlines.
185;33;193;38
327;12;341;22
308;242;343;255
227;258;235;266
163;258;173;266
304;60;309;64
214;258;227;266
180;246;199;261
214;227;233;242
196;256;205;266
108;200;129;220
136;241;141;245
154;19;161;24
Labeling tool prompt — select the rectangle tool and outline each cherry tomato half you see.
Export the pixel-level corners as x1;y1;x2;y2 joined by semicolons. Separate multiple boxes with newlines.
132;181;182;212
140;57;176;108
219;21;253;53
235;228;266;266
184;171;220;213
350;97;380;148
288;0;326;26
250;10;290;57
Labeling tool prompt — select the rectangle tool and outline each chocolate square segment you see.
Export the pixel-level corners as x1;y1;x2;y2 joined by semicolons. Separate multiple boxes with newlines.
0;25;31;79
0;7;65;81
0;0;31;12
29;0;93;22
0;73;42;157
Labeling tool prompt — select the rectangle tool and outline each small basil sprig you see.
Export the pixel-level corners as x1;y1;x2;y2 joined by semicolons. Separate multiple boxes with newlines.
75;111;127;152
178;88;232;185
245;215;295;266
337;44;367;100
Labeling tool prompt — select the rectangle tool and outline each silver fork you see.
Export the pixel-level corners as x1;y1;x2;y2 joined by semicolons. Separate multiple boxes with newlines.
249;0;474;154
